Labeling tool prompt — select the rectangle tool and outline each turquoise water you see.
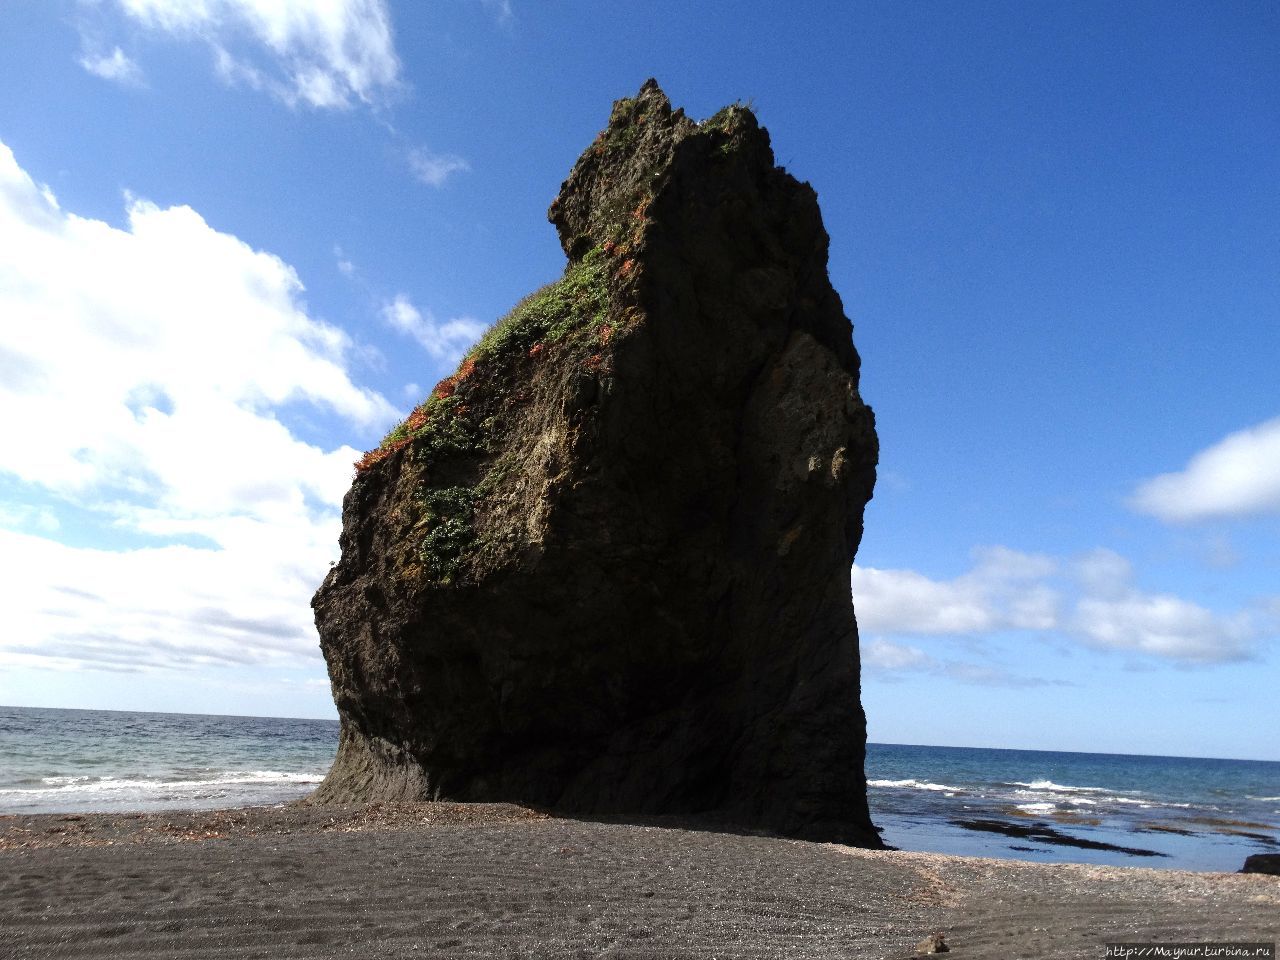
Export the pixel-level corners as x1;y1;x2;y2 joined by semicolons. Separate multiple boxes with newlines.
2;706;1276;871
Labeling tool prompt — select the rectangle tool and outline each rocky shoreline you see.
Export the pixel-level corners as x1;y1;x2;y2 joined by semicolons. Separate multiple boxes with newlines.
3;802;1275;959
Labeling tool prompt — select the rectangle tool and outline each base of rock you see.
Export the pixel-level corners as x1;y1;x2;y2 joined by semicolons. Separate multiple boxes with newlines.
314;717;883;848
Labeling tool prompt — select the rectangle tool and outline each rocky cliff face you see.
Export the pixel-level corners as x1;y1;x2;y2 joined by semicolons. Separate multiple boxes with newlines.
312;80;880;845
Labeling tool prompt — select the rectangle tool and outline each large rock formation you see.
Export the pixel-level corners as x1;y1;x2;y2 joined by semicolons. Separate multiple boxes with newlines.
313;80;880;844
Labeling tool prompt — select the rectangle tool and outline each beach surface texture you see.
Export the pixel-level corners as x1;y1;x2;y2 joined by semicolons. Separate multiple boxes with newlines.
2;802;1276;959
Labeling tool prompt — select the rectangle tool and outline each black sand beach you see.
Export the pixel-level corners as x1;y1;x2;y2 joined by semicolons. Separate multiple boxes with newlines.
2;803;1276;959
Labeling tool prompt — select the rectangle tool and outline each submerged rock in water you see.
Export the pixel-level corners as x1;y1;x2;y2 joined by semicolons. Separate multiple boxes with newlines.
312;79;880;845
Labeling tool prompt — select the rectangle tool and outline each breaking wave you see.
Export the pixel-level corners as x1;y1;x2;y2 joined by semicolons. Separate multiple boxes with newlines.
867;778;962;793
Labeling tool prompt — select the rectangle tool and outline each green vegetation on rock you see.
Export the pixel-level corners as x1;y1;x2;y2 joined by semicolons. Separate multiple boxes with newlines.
358;245;609;472
414;485;478;583
353;244;613;586
387;395;480;458
469;245;610;361
703;102;751;133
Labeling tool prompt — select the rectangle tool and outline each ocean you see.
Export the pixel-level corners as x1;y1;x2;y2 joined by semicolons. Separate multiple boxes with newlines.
866;742;1280;872
0;705;335;814
2;705;1276;872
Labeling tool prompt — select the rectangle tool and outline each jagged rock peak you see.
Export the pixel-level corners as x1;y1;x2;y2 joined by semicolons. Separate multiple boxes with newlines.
312;80;880;846
549;79;694;259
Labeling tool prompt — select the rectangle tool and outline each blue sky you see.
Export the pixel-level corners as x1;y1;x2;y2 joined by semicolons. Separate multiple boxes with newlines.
0;1;1276;760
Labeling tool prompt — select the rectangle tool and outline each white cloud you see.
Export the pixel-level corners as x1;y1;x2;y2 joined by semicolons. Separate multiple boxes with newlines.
854;545;1265;666
382;295;484;362
862;639;935;671
852;565;993;635
1072;546;1133;600
0;139;395;673
1073;593;1254;664
79;46;146;86
108;0;401;109
408;146;470;187
0;504;60;534
0;528;324;673
851;546;1058;636
1130;416;1280;522
860;638;1068;688
1069;550;1254;663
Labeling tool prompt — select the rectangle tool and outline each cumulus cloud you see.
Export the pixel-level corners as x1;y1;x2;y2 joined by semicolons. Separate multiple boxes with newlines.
79;46;145;86
1069;550;1254;663
382;295;485;362
851;546;1058;636
854;546;1266;667
1130;416;1280;522
408;146;470;187
106;0;401;109
1072;593;1254;664
0;139;395;673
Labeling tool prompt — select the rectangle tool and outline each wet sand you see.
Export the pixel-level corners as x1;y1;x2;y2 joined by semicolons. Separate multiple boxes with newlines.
2;803;1276;959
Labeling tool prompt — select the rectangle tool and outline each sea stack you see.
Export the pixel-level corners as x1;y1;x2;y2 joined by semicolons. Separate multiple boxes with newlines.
312;80;880;845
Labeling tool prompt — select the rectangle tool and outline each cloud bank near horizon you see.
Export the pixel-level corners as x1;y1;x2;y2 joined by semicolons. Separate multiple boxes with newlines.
853;545;1271;680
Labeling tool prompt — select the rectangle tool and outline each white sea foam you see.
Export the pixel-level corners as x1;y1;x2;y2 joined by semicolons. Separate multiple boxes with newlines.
1012;779;1109;794
1250;796;1280;802
1011;787;1160;809
1013;788;1095;803
1004;781;1205;812
0;770;323;799
1015;802;1056;814
1011;789;1100;806
867;778;962;793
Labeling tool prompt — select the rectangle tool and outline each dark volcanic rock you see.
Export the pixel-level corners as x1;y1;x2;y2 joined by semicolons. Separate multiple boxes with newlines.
312;80;880;845
950;819;1167;858
1240;853;1280;875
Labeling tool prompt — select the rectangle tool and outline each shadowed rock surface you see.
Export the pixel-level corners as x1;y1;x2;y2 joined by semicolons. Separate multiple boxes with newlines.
1240;853;1280;875
311;80;879;844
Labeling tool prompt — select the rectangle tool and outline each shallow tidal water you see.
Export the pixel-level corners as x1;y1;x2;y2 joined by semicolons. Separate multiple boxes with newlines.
866;741;1280;871
2;706;1275;871
0;705;335;814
